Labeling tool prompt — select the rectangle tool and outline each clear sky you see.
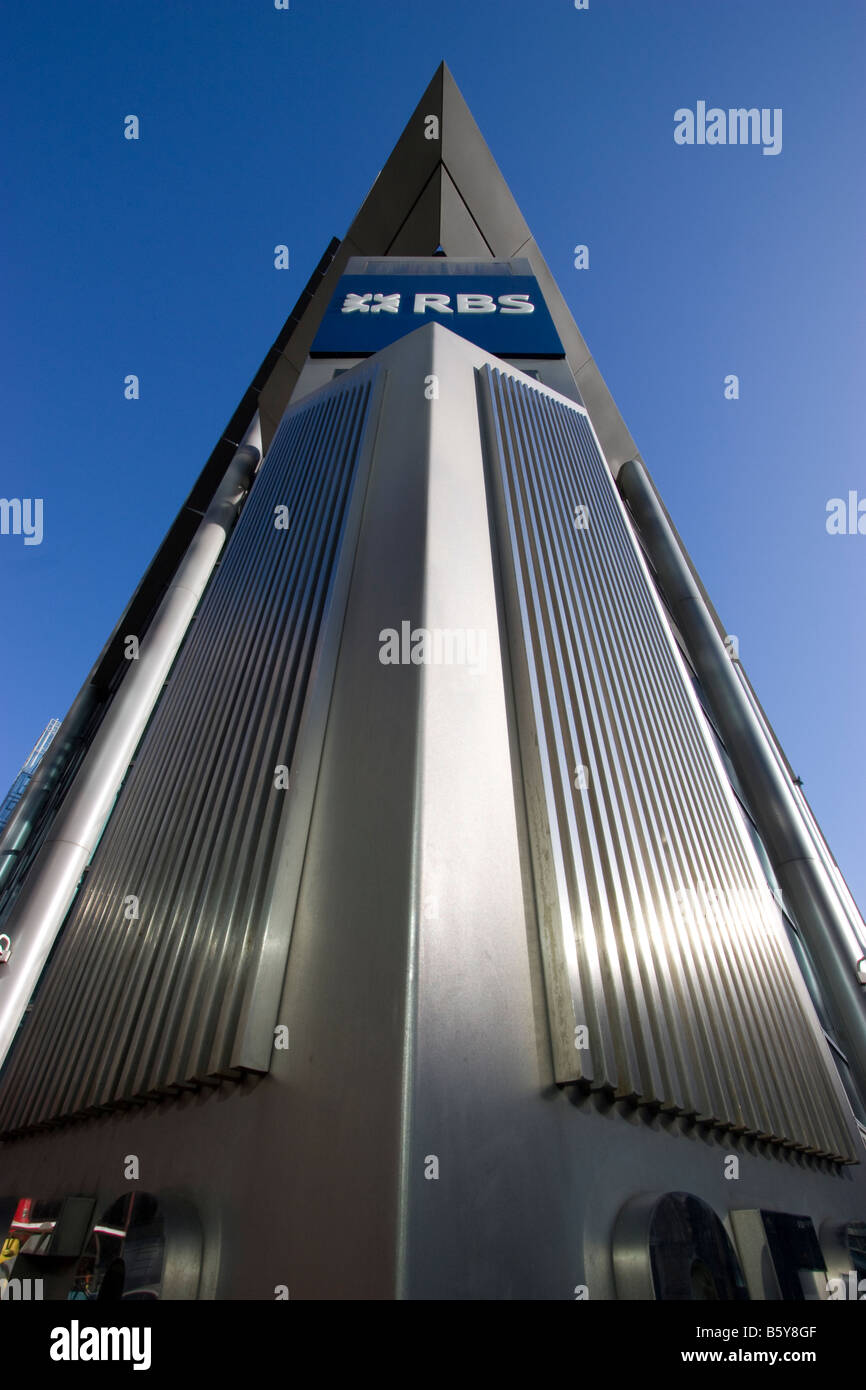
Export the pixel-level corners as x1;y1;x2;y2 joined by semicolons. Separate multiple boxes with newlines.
1;1;864;908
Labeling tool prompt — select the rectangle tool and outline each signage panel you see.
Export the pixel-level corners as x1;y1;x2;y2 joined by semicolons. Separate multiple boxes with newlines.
312;274;564;357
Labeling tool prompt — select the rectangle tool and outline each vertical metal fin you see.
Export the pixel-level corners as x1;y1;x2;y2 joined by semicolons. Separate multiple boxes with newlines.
0;373;377;1132
480;365;857;1162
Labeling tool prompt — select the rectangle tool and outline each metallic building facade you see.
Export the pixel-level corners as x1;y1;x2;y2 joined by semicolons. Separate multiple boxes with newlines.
0;65;864;1301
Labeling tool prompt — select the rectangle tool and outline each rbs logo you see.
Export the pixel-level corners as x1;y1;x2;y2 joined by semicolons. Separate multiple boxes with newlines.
341;291;535;316
313;272;564;356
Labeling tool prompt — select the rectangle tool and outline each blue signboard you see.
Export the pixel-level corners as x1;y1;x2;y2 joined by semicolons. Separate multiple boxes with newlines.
311;274;564;357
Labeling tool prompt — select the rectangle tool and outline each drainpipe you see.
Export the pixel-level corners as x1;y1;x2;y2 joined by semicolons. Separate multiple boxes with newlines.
619;456;866;1087
0;420;262;1066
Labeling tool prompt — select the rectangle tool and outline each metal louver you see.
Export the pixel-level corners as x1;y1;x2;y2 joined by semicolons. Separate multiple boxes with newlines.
0;372;379;1132
479;364;857;1162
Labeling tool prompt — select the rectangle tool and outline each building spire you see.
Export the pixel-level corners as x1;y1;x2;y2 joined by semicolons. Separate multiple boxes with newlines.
258;62;640;472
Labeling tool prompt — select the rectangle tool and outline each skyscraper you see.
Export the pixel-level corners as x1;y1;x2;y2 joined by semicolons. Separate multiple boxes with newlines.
0;64;864;1301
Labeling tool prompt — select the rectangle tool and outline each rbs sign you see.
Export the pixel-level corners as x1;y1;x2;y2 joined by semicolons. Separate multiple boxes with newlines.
311;275;564;358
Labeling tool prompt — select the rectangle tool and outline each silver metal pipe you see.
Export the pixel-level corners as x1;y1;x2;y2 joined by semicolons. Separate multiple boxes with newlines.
0;427;261;1067
737;667;866;955
619;456;866;1087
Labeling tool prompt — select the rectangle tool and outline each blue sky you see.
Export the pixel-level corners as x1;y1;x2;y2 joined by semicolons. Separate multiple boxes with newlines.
1;1;864;907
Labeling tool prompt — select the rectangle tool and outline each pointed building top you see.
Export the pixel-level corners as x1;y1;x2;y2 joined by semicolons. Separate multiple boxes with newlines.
257;63;641;475
344;61;531;259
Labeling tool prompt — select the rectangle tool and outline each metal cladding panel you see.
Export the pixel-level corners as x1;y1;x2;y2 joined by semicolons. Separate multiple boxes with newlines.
0;375;377;1133
479;365;857;1162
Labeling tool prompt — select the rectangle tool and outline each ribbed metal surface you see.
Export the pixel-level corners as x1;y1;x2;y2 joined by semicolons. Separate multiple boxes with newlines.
480;365;856;1161
0;375;375;1132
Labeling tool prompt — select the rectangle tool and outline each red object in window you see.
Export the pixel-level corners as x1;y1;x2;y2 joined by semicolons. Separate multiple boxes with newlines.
12;1198;31;1229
